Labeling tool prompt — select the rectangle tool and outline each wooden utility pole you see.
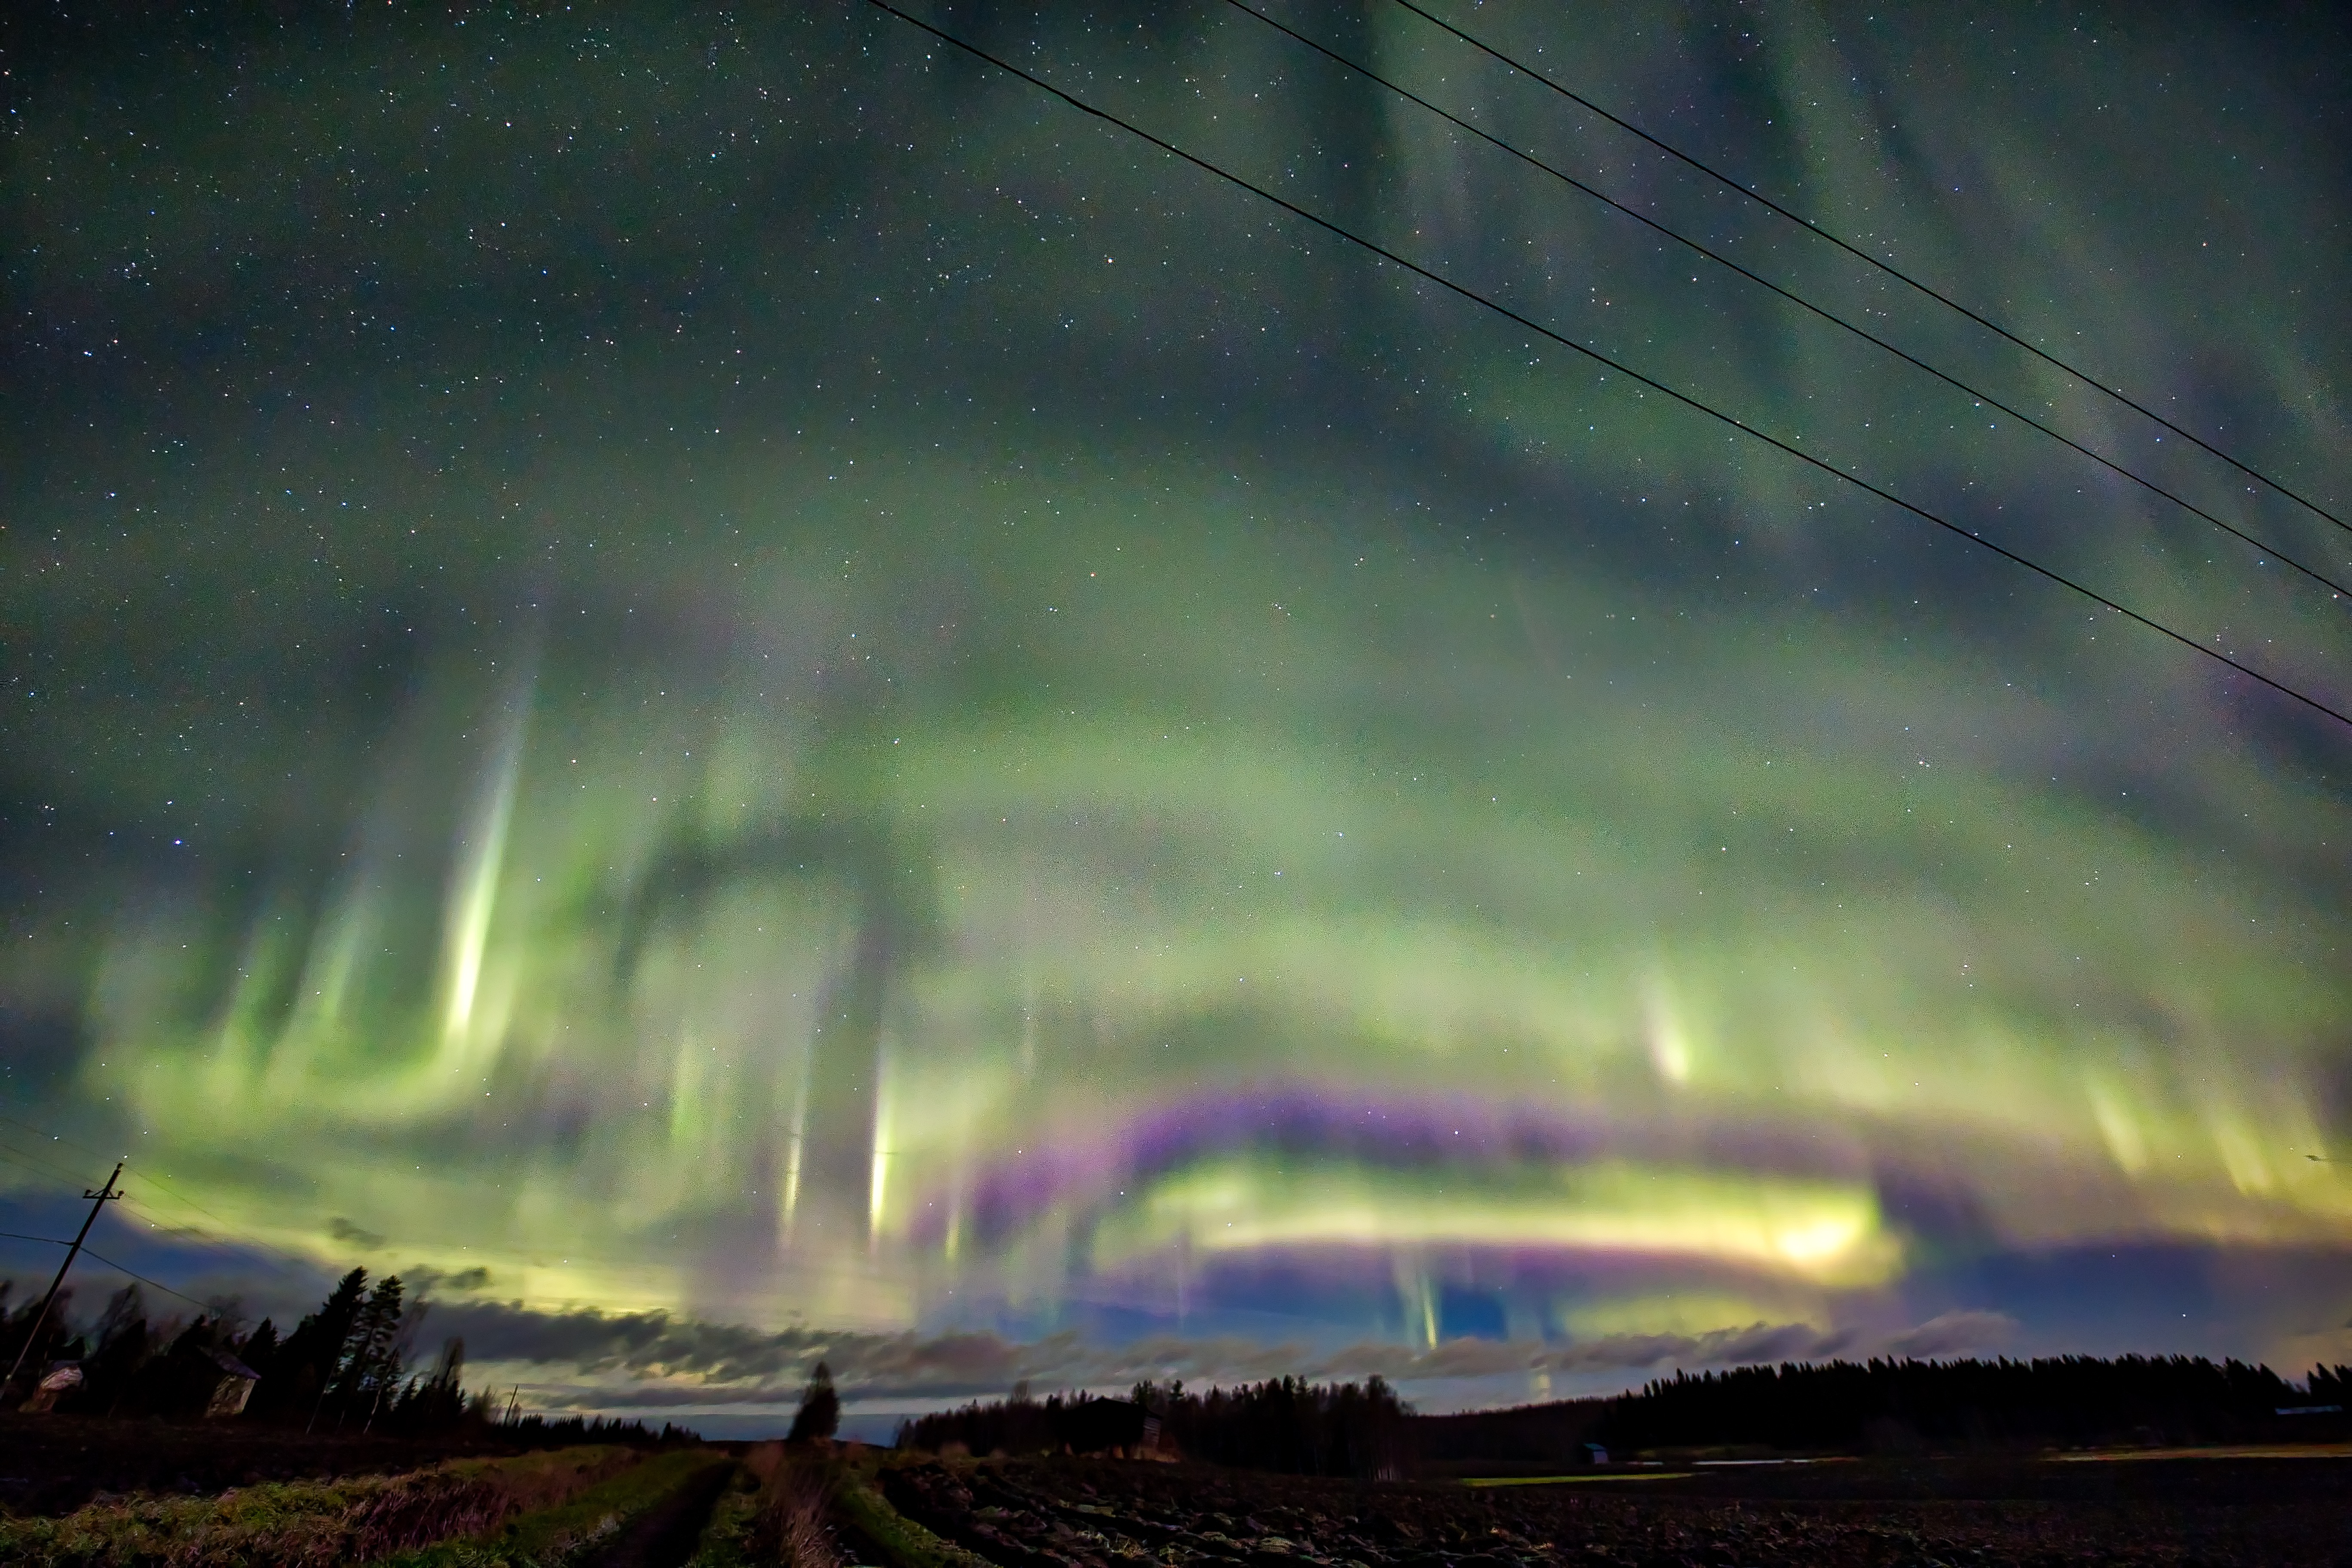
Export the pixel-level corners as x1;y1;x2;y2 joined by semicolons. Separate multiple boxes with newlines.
2;1160;124;1402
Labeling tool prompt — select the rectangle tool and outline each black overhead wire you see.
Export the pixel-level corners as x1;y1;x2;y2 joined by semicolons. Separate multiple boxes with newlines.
69;1250;211;1310
0;1136;98;1194
0;1109;671;1283
1385;0;2352;543
1217;0;2352;606
0;1177;219;1311
0;1118;334;1304
0;1230;67;1247
860;1;2352;734
0;1112;322;1284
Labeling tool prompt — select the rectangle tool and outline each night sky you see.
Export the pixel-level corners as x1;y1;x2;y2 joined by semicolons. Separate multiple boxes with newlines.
4;2;2349;1433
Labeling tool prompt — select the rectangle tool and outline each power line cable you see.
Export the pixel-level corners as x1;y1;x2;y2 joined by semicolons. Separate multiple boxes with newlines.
115;1192;632;1278
0;1112;325;1283
0;1159;100;1218
113;1196;315;1276
0;1138;100;1193
83;1164;306;1268
112;1190;312;1272
861;0;2352;734
0;1236;215;1311
72;1248;211;1310
1217;0;2352;604
1384;0;2352;542
0;1114;217;1221
0;1140;327;1307
0;1171;278;1312
0;1111;705;1283
0;1186;209;1309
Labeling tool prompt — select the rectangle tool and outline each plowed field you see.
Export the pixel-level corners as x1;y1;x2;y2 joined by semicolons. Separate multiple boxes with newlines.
881;1454;2352;1568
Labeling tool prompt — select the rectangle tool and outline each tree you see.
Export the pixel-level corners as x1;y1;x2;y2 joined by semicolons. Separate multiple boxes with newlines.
392;1335;470;1432
330;1275;408;1429
787;1360;840;1442
237;1318;279;1382
0;1280;79;1396
249;1267;369;1420
133;1313;262;1418
71;1284;154;1415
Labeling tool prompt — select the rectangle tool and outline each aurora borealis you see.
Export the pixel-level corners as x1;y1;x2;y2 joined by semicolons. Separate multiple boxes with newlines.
4;3;2349;1429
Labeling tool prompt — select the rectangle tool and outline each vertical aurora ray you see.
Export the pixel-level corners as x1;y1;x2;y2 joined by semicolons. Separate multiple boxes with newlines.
869;1035;897;1248
437;674;532;1077
781;1045;814;1242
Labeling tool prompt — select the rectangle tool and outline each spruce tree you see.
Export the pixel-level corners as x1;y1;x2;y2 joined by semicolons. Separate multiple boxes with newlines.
250;1267;368;1420
787;1360;841;1442
332;1275;407;1425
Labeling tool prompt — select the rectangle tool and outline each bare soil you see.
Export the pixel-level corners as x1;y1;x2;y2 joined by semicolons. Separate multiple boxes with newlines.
882;1452;2352;1568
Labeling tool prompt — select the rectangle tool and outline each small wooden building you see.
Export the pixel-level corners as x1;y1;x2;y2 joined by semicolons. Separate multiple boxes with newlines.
204;1348;261;1418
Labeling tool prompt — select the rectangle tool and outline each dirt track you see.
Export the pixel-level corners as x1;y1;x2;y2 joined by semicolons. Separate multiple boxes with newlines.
578;1455;738;1568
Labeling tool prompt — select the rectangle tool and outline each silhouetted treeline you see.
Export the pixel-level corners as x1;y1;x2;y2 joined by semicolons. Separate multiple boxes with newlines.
2;1264;511;1436
898;1356;2350;1472
1411;1356;2352;1462
502;1412;691;1445
1412;1396;1610;1464
898;1376;1408;1477
2;1278;283;1421
240;1266;467;1432
1596;1355;2351;1451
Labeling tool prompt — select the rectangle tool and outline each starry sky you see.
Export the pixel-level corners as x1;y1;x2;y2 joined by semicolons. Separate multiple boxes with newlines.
3;2;2349;1432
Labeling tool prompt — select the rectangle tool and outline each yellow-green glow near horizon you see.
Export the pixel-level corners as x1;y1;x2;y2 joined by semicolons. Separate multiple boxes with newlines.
3;2;2349;1401
1093;1157;1896;1284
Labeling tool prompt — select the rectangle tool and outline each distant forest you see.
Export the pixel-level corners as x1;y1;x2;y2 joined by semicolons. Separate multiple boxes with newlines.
903;1355;2352;1471
902;1377;1410;1477
0;1264;670;1442
1589;1355;2349;1453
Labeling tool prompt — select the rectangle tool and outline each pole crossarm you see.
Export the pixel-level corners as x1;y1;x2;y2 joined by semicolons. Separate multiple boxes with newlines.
2;1160;124;1403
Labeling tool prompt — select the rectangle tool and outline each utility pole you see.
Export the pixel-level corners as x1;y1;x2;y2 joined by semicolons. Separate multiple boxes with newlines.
3;1159;124;1403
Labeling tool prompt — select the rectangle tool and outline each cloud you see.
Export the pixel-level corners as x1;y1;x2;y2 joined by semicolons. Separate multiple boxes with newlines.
1311;1321;1861;1383
1880;1310;2018;1360
430;1301;2034;1415
434;1301;1053;1397
326;1217;386;1250
404;1264;493;1296
437;1298;1901;1409
432;1301;1315;1403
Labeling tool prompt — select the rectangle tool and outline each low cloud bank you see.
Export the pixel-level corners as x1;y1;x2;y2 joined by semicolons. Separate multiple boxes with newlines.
1880;1309;2019;1359
430;1299;2018;1411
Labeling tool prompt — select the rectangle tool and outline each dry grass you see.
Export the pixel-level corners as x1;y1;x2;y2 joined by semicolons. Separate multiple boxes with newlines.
681;1470;766;1568
749;1450;840;1568
0;1446;645;1568
387;1448;725;1568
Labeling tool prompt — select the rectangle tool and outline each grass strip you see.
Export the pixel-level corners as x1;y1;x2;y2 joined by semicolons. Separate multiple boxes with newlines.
682;1445;987;1568
388;1448;728;1568
680;1472;765;1568
834;1461;992;1568
0;1446;645;1568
